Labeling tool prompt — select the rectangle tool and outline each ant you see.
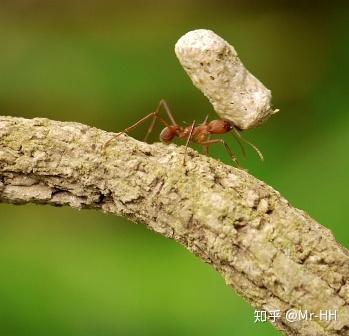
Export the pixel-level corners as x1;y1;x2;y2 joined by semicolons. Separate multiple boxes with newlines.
105;99;263;167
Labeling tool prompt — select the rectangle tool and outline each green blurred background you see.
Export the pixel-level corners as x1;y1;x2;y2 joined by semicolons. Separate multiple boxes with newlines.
0;1;348;335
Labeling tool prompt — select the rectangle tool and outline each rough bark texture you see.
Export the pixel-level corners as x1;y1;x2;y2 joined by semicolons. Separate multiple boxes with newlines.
0;115;348;336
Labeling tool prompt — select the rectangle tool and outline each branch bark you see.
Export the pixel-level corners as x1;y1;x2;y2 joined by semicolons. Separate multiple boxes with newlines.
0;115;348;336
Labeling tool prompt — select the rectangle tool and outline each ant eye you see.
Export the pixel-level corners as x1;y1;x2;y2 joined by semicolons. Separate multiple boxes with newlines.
225;121;232;130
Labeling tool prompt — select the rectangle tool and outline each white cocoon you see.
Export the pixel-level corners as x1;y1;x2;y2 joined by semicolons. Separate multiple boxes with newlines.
175;29;278;130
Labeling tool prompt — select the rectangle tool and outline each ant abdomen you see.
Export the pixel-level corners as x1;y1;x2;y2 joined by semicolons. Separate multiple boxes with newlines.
160;126;177;144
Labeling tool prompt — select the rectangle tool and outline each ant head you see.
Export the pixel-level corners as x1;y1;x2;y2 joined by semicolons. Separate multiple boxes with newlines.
160;125;179;144
208;120;233;134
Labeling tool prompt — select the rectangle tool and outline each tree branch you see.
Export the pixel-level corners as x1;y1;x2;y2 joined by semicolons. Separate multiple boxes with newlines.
0;115;348;335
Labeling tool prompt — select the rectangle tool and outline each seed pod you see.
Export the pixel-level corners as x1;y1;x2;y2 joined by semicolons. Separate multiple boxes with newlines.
175;29;278;130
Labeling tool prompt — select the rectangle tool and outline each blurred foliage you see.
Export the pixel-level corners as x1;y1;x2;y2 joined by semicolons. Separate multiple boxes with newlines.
0;1;348;335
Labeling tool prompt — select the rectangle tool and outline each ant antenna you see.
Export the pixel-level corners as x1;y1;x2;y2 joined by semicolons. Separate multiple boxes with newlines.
231;127;264;161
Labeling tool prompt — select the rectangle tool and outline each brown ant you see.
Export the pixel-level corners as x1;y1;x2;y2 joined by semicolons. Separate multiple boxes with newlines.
105;99;263;166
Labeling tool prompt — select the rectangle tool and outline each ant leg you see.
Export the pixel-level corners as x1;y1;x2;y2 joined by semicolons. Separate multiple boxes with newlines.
157;99;177;126
231;127;264;161
143;99;177;142
230;129;246;158
143;114;157;142
201;139;241;167
105;112;169;148
122;112;169;134
202;145;209;156
106;99;177;147
202;134;211;156
183;120;196;166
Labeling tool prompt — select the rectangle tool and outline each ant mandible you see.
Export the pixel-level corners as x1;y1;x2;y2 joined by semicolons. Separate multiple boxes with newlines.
106;99;263;167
